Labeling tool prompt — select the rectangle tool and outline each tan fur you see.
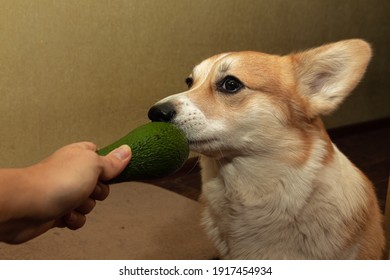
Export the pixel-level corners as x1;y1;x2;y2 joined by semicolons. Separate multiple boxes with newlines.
149;39;384;259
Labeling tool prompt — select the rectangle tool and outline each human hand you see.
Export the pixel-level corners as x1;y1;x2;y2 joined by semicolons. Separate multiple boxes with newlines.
0;142;131;244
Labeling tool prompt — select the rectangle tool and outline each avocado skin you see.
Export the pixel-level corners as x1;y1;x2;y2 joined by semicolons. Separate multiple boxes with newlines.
97;122;189;184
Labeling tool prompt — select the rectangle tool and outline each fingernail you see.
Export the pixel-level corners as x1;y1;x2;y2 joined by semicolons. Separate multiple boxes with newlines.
111;145;131;161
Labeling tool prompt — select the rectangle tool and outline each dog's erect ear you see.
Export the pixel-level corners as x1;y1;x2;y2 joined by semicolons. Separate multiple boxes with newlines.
291;39;372;116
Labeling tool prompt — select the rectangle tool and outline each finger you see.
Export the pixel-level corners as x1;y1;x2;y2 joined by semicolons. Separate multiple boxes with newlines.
99;145;131;181
63;211;87;230
76;198;96;215
54;218;67;228
77;141;97;151
90;182;110;201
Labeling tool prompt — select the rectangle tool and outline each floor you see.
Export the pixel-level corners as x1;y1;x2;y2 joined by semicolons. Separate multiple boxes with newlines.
152;118;390;213
0;182;217;259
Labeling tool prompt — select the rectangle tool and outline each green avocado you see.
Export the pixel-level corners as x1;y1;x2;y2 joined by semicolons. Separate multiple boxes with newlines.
97;122;189;184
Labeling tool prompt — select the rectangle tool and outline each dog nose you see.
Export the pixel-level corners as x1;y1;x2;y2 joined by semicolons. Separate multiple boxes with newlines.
148;103;177;122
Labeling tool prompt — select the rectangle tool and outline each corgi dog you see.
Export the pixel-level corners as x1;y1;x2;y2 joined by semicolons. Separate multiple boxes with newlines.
148;39;385;259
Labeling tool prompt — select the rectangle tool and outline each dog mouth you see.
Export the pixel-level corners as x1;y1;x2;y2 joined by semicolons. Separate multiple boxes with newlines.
188;138;220;150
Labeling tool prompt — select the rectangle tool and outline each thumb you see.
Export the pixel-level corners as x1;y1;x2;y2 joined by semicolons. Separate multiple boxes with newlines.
99;145;131;181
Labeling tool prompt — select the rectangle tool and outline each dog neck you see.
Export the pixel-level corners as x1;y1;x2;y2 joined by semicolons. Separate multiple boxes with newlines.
199;129;332;208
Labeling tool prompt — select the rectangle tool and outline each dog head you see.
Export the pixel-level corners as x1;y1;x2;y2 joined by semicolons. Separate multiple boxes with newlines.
149;39;371;159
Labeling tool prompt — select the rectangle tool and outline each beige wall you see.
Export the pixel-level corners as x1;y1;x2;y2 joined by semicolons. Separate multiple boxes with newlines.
1;0;389;167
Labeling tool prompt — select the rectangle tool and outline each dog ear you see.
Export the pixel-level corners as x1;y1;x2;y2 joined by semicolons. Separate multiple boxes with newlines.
291;39;372;116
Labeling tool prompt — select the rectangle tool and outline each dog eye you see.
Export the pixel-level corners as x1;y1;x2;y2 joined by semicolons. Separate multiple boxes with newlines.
218;76;244;94
185;77;193;88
